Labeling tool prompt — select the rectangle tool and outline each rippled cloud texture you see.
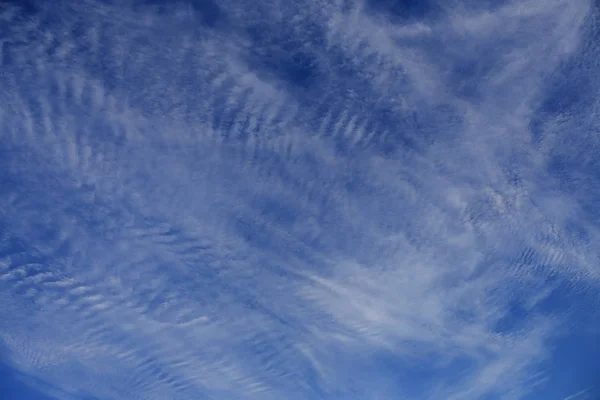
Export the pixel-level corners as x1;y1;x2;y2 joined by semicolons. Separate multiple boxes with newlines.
1;0;599;399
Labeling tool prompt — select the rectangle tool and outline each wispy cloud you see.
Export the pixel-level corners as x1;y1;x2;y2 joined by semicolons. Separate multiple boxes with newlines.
0;0;598;399
564;387;592;400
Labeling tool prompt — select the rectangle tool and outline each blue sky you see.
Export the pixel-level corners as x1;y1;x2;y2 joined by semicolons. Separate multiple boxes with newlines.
0;0;599;399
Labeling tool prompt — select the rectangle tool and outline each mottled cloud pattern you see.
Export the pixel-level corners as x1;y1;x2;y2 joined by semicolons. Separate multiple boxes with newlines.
0;0;599;399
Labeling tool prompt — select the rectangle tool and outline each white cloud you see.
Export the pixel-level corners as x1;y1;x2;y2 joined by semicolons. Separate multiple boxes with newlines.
0;0;598;399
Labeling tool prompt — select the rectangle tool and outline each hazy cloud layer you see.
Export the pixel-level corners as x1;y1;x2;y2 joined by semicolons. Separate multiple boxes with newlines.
0;0;599;399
